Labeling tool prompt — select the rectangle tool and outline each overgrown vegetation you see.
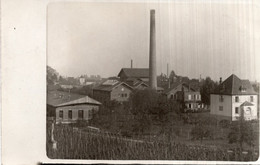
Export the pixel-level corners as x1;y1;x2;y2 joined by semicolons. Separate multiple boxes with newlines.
228;113;258;151
46;122;258;160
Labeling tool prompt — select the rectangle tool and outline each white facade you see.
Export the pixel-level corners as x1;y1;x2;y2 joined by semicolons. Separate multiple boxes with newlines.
231;95;257;120
210;94;258;121
79;77;86;85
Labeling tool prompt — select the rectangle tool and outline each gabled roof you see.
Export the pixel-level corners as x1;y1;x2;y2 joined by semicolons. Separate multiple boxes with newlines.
118;68;149;78
212;74;257;95
93;81;133;92
164;82;195;94
57;96;101;107
47;91;85;107
240;101;254;107
133;81;148;88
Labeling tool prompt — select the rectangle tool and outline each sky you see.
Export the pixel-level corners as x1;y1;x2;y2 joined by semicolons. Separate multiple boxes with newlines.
47;1;260;82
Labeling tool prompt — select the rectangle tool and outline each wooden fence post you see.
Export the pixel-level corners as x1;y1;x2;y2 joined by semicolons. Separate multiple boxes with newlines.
51;120;57;150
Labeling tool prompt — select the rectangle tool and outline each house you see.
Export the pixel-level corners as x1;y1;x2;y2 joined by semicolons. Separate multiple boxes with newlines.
47;90;101;123
55;96;101;123
163;82;202;111
210;74;258;121
79;76;86;85
93;79;133;104
118;68;149;83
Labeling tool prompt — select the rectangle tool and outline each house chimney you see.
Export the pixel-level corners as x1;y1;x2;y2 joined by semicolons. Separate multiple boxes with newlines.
149;9;157;90
219;77;222;84
131;59;133;68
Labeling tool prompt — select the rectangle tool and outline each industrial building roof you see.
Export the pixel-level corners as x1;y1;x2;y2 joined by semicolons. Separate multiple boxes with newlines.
212;74;257;95
118;68;149;78
57;96;101;107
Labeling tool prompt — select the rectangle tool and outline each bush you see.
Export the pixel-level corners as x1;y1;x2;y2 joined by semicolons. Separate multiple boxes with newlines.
219;119;231;128
191;124;212;142
70;119;89;128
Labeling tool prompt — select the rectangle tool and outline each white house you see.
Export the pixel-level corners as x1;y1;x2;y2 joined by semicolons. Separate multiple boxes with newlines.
210;74;258;121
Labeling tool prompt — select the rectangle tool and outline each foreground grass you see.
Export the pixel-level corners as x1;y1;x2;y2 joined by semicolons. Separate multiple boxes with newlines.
46;123;258;161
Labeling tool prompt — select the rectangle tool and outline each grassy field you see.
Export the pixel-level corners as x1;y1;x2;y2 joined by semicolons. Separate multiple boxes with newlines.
46;120;259;160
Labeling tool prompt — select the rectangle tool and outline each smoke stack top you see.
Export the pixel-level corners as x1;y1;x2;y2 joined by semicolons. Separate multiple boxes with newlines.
149;9;157;90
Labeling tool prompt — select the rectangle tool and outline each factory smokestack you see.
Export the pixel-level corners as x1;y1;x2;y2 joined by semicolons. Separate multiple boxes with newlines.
131;59;133;68
149;9;157;90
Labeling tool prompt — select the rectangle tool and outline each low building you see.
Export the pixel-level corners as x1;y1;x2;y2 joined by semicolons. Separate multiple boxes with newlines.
93;79;133;104
210;74;258;121
164;82;202;111
47;91;84;118
55;96;101;123
47;91;101;123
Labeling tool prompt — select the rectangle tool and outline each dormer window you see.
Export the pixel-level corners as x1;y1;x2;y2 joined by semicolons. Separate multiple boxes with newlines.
239;85;246;92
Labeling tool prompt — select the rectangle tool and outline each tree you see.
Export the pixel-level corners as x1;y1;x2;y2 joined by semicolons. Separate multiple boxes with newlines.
228;111;257;151
128;89;177;135
200;77;218;105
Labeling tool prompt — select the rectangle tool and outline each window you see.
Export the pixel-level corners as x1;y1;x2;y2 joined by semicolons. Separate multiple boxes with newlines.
194;95;196;100
89;109;94;118
170;94;173;99
189;104;192;108
188;95;191;100
219;95;224;102
235;96;239;102
174;94;177;100
219;106;223;111
125;93;127;97
245;107;252;115
235;107;239;114
68;110;72;119
121;93;124;97
59;110;63;119
78;110;84;119
250;96;254;102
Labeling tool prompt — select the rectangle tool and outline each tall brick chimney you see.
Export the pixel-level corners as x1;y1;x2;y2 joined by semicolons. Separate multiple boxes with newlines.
149;9;157;90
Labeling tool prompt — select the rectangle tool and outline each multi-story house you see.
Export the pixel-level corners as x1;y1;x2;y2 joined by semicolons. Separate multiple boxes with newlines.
164;82;202;112
210;74;258;121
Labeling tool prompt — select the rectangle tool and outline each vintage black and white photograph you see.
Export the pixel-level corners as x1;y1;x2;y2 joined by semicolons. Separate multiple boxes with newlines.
46;1;259;161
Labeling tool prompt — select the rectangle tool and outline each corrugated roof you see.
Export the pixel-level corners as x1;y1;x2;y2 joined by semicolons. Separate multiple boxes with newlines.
57;96;101;107
213;74;257;95
240;101;254;107
118;68;149;78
